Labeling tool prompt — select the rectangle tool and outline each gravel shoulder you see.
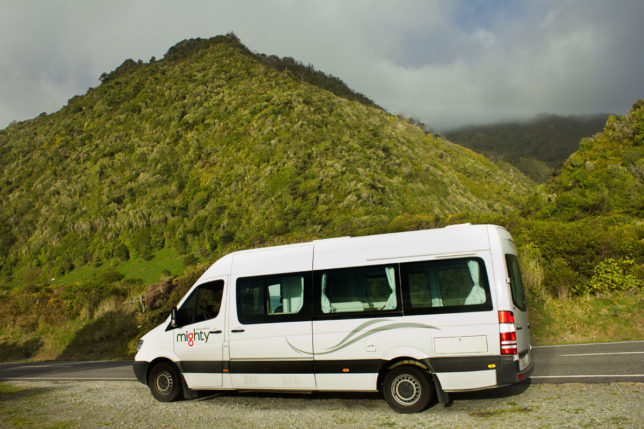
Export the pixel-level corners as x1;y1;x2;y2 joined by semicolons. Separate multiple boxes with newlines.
0;380;641;428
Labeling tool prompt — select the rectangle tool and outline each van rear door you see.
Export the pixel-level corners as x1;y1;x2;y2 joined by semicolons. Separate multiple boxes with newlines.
505;254;531;359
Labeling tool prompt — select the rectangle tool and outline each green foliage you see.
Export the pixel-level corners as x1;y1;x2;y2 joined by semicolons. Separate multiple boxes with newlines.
0;34;533;291
528;292;644;345
580;258;641;295
544;257;580;298
182;254;198;266
527;101;644;220
499;100;644;299
253;53;380;109
57;310;138;360
115;244;130;262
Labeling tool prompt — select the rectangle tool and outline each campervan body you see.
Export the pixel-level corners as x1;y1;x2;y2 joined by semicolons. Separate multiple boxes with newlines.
134;224;533;412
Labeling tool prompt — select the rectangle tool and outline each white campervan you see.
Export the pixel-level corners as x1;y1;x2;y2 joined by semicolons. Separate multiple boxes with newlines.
134;224;533;412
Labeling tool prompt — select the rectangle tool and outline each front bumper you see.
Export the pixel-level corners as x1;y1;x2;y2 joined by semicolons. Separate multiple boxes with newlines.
133;361;149;385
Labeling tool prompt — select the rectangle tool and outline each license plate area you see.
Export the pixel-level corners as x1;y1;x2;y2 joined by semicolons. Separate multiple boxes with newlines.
518;350;531;371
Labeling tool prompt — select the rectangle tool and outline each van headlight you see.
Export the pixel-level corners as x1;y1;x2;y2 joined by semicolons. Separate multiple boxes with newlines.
137;340;144;352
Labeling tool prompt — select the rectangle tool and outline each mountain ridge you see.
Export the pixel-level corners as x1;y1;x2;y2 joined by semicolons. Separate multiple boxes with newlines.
0;34;532;289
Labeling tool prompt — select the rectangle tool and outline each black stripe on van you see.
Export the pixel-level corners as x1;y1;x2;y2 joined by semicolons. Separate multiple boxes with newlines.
177;358;501;375
177;360;386;374
230;360;314;374
178;361;224;374
426;356;501;373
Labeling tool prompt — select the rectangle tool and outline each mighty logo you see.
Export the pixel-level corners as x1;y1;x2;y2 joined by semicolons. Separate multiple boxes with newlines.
176;329;211;347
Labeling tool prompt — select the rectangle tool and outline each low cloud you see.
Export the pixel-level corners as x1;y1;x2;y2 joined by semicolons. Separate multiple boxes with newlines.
1;0;642;130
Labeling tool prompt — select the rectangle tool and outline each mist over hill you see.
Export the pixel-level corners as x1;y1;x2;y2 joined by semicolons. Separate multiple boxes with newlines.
446;114;609;182
0;34;532;289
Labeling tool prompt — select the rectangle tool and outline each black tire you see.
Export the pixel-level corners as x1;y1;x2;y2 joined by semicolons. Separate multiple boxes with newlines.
383;365;433;413
148;362;183;402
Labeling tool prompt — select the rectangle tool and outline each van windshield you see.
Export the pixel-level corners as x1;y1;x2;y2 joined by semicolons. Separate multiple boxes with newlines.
505;254;527;311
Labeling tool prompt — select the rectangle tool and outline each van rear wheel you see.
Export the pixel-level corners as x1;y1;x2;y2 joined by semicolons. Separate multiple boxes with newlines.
149;362;182;402
383;365;432;413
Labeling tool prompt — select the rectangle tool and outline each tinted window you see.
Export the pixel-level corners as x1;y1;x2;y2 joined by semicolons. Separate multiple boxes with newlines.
402;258;492;314
505;254;527;311
176;280;224;326
237;273;310;324
316;264;400;316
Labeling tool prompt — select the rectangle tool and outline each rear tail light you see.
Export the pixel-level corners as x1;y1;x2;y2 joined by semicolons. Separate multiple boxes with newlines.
499;311;517;355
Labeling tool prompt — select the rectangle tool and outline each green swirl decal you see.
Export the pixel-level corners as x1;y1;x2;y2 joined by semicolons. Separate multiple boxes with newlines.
286;320;438;355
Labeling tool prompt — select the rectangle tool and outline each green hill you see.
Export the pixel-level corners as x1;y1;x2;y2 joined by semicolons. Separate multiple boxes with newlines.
0;34;532;292
511;101;643;296
471;102;643;344
522;100;643;296
1;33;639;361
529;101;643;220
446;114;608;182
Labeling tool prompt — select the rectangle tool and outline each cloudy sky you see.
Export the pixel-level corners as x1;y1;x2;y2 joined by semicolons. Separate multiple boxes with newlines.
1;0;643;131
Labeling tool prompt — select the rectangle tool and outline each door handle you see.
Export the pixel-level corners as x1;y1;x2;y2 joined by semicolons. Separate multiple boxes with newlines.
231;329;245;333
209;330;222;334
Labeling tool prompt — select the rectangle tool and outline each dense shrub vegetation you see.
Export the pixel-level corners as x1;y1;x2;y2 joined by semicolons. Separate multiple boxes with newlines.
0;34;531;293
0;34;641;359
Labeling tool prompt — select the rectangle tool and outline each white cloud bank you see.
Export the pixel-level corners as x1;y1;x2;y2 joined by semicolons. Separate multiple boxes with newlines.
1;0;642;130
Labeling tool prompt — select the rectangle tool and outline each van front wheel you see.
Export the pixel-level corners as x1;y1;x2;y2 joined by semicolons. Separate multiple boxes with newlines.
383;365;432;413
149;362;182;402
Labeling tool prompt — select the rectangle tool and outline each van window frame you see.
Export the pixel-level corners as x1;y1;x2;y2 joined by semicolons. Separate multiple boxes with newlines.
313;263;403;320
400;257;493;315
236;271;313;325
505;254;527;311
173;280;225;328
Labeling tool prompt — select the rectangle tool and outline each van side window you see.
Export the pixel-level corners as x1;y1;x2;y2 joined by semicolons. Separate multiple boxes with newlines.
505;254;527;311
402;258;492;314
237;273;311;324
316;264;400;316
175;280;224;327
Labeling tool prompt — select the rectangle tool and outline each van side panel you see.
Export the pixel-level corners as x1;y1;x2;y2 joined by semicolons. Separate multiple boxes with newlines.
312;247;501;392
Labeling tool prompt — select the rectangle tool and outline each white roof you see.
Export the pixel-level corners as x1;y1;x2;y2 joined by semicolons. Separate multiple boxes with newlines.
198;224;501;281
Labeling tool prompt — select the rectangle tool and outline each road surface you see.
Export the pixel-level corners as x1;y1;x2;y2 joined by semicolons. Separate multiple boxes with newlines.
1;340;642;383
530;340;644;383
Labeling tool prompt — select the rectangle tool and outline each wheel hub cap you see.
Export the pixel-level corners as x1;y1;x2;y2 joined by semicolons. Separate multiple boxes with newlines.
392;374;421;406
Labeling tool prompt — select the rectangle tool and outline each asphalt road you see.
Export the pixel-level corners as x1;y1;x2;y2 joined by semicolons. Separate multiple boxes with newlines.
1;341;642;383
530;340;644;383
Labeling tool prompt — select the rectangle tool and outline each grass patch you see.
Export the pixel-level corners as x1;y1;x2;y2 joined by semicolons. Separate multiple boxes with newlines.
115;247;186;284
54;247;186;286
470;406;533;418
0;382;72;428
0;311;138;362
529;291;644;345
0;382;26;395
0;383;44;426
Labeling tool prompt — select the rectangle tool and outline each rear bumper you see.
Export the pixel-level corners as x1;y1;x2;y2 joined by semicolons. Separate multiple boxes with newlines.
497;349;534;386
133;361;149;385
423;349;534;390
